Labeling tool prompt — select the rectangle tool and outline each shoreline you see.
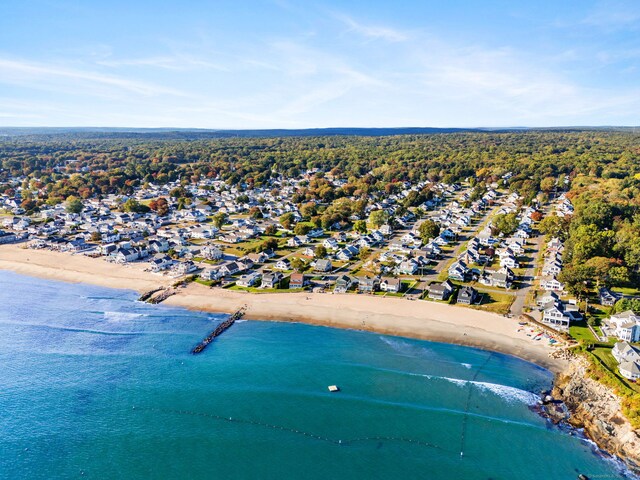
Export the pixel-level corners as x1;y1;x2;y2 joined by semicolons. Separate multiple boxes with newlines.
0;244;567;373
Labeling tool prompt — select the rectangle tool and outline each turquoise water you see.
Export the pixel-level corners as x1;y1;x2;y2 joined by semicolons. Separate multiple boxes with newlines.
0;271;633;479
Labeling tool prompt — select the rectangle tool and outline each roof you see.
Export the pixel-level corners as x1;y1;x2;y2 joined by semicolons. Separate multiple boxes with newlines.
619;361;640;376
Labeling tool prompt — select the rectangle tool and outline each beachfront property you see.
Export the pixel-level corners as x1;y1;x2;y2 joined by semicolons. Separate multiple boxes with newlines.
428;280;454;301
456;286;478;305
541;300;582;330
612;342;640;380
380;277;402;293
606;311;640;342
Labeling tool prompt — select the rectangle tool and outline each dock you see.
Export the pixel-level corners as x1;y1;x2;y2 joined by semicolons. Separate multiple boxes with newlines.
191;307;246;354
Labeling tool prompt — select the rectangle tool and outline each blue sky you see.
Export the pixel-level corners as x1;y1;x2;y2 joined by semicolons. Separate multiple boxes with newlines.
0;0;639;128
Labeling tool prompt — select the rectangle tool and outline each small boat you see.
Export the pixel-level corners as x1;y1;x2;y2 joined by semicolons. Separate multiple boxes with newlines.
328;385;340;392
578;474;590;480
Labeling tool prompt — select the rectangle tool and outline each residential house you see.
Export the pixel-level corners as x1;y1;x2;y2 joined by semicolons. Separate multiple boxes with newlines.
380;277;402;293
261;271;283;289
171;261;197;276
448;260;469;281
542;301;581;330
398;259;419;275
289;273;309;289
619;361;640;380
599;288;621;307
334;275;354;293
274;259;291;270
149;254;174;272
357;276;380;293
202;245;223;260
608;311;640;342
314;259;333;273
322;238;339;250
456;286;478;305
428;280;454;301
540;276;565;292
612;342;640;364
237;271;262;288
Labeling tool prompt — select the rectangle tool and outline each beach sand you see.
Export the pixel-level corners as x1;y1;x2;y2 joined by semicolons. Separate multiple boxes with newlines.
0;243;170;292
0;243;567;373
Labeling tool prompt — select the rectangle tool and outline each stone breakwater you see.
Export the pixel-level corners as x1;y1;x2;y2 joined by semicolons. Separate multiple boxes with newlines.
551;356;640;473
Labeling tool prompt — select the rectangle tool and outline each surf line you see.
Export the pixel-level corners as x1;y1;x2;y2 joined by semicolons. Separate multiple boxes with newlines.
133;406;445;451
459;352;494;459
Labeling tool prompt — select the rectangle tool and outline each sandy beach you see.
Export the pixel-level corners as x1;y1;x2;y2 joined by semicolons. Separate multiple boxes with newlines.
0;243;171;292
0;243;567;373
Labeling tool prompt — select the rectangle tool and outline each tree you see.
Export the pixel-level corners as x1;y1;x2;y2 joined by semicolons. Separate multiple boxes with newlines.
212;212;228;229
353;220;367;234
491;213;519;236
531;211;543;222
418;220;440;243
314;244;327;258
280;212;295;230
290;257;306;272
558;264;593;299
538;215;569;240
358;246;371;261
122;198;149;213
612;298;640;314
300;202;317;218
257;237;279;253
608;266;630;286
294;223;312;235
90;231;102;242
540;177;555;193
249;206;263;219
264;224;278;236
368;210;389;229
567;224;615;264
65;196;83;214
149;197;169;216
169;186;190;198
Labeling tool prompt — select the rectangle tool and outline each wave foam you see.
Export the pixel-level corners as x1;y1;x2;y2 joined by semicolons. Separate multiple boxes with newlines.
103;311;147;322
408;372;539;405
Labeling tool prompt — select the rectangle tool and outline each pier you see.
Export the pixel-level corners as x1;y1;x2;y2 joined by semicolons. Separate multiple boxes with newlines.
191;306;246;354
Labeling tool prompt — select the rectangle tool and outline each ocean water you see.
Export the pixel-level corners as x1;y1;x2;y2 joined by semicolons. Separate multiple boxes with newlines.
0;271;634;480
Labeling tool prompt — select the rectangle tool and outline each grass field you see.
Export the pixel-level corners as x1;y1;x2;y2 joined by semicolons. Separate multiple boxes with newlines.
471;289;515;314
591;347;640;393
569;321;597;343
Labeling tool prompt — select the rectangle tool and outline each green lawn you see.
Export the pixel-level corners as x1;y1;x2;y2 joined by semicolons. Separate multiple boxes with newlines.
612;286;640;296
591;347;640;393
569;321;597;343
195;278;218;287
470;290;515;314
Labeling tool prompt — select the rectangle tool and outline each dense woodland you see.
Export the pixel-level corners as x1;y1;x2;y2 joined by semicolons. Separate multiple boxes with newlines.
1;130;640;288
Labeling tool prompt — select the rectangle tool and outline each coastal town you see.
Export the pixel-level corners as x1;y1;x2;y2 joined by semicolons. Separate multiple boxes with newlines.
1;129;640;476
0;168;576;316
2;155;640;375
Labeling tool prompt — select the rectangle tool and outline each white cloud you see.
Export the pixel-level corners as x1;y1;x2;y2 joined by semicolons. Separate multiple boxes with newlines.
0;58;188;97
334;13;408;42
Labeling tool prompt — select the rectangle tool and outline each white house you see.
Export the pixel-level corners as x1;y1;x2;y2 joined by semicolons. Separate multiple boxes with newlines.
609;311;640;342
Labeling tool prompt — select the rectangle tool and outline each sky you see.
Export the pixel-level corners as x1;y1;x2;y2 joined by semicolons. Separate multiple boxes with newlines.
0;0;639;128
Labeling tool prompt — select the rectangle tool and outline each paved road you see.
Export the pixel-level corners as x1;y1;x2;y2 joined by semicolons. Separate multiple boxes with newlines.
509;221;546;316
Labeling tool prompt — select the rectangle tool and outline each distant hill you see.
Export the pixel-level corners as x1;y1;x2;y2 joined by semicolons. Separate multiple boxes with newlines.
0;126;637;140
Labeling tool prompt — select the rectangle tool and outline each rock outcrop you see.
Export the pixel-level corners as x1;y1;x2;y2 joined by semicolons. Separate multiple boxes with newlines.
553;356;640;471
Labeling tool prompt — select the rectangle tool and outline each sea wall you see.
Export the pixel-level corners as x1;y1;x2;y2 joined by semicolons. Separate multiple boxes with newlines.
553;356;640;470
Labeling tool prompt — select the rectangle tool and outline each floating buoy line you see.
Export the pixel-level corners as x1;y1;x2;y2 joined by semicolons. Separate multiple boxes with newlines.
133;406;445;451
